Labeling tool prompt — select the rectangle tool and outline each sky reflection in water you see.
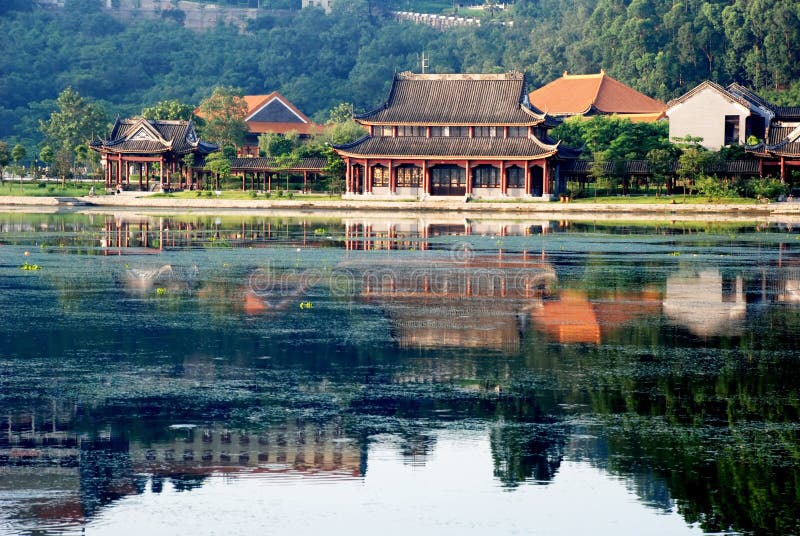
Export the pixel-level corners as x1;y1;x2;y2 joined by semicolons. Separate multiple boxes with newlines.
1;211;799;535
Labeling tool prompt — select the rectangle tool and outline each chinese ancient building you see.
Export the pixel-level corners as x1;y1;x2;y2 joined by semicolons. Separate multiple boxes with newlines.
90;118;217;191
529;70;666;123
334;72;578;199
239;92;322;157
667;81;800;181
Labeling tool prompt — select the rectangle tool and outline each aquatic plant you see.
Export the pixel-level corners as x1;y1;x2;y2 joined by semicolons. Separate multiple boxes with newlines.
20;261;41;271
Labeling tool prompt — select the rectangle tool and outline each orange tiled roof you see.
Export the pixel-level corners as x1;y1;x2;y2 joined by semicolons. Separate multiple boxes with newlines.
529;71;665;121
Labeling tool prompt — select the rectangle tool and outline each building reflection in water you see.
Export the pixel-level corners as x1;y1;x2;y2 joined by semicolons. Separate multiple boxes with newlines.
663;270;746;337
1;406;364;531
531;288;662;344
356;252;556;353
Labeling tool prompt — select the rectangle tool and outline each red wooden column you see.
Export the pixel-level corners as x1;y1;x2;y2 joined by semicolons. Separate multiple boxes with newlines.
524;161;531;196
364;159;371;193
160;156;165;190
780;156;786;183
388;160;395;194
543;159;550;195
345;159;351;193
422;160;429;194
500;163;508;195
117;154;122;186
465;160;472;195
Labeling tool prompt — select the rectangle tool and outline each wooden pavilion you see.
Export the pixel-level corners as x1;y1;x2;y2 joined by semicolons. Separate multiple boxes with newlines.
90;118;218;191
229;157;328;192
334;72;579;199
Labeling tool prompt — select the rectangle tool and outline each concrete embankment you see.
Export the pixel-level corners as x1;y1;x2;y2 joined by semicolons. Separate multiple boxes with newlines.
3;195;800;222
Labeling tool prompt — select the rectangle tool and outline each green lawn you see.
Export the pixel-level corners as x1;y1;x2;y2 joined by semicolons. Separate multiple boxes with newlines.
0;181;104;197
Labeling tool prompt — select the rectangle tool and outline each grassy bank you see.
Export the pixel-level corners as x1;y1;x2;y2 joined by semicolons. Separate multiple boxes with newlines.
0;181;103;197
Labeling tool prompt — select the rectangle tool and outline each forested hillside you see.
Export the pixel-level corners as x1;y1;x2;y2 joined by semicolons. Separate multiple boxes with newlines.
1;0;798;150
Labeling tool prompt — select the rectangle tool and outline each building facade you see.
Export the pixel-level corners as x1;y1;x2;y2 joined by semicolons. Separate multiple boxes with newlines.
239;92;321;156
334;72;578;200
667;81;800;181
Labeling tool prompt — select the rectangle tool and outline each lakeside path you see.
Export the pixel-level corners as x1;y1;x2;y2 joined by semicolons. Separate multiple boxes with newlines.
4;194;800;222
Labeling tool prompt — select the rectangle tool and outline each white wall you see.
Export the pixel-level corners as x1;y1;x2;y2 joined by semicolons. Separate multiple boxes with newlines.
667;87;750;150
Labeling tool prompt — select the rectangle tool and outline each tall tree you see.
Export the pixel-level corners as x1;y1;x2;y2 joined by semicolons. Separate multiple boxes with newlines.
196;86;248;148
141;99;196;121
0;141;10;183
39;87;107;185
11;144;26;181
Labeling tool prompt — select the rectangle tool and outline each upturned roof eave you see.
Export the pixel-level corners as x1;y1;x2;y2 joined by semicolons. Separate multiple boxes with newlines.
333;149;560;161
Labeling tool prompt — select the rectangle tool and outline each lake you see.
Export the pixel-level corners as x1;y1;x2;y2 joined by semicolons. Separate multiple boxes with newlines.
1;210;799;535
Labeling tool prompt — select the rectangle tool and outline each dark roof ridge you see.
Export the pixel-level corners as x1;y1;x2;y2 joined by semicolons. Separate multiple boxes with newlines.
395;71;523;81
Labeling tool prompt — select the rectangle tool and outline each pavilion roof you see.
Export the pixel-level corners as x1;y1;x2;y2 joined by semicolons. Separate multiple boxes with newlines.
91;118;217;155
333;135;567;160
355;72;554;126
530;71;665;118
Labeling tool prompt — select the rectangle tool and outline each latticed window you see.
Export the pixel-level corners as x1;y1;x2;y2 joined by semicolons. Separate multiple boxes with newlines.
449;126;469;137
396;165;423;187
472;165;500;187
397;126;426;137
507;166;525;188
474;126;497;138
431;165;466;186
508;126;528;138
375;125;394;137
372;165;390;187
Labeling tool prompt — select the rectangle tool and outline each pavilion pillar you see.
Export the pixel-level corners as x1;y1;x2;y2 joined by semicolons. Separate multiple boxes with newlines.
262;172;266;191
345;159;351;193
465;160;472;195
501;163;508;195
388;160;395;194
268;173;272;191
242;172;246;191
303;171;308;193
116;155;122;186
161;156;166;190
365;159;371;193
138;163;143;191
422;160;429;195
780;156;786;183
524;162;531;195
543;159;550;195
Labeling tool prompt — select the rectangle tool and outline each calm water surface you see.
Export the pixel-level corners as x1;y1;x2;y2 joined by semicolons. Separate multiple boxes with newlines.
1;211;799;535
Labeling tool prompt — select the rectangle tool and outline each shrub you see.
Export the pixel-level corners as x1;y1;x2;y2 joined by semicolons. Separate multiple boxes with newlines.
249;190;257;198
694;175;736;202
746;177;788;200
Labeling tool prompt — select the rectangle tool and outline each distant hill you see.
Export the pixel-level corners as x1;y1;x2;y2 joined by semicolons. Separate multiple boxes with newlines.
2;0;798;152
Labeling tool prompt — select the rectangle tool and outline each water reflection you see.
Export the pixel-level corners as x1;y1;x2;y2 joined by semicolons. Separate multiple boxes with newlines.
1;211;800;534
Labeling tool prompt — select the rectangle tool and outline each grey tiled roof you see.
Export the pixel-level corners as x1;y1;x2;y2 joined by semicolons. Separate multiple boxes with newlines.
334;135;561;159
356;72;549;126
774;106;800;121
92;118;217;155
230;157;327;171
